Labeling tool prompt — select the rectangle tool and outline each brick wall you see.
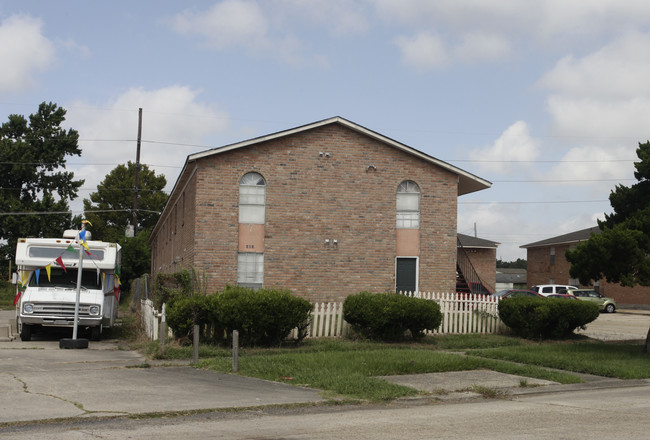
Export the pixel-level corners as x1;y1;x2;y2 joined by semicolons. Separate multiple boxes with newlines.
153;123;460;302
151;170;197;276
526;244;573;287
526;243;650;305
462;247;496;293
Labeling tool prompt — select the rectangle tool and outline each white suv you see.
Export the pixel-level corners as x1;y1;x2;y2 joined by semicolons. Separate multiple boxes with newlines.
530;284;578;297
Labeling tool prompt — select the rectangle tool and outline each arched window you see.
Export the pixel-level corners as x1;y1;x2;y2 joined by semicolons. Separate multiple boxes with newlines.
396;180;420;229
239;172;266;224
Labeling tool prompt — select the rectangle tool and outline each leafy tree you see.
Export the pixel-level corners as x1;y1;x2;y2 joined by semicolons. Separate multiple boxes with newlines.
118;227;153;290
81;163;167;288
0;102;83;257
82;161;167;243
566;141;650;353
497;258;527;269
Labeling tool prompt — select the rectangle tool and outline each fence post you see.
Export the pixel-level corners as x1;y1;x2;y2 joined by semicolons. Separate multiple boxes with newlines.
232;330;239;373
193;324;199;364
159;303;166;353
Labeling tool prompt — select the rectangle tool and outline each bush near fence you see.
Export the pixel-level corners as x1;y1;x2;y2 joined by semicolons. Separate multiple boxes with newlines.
142;291;504;341
498;296;599;339
343;292;442;341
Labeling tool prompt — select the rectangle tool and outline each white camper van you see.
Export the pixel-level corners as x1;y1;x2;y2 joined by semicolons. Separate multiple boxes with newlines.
14;230;121;341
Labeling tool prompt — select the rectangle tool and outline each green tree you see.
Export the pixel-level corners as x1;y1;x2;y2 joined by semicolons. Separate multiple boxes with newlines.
566;141;650;353
0;102;83;257
497;258;527;269
81;163;167;288
82;161;167;243
118;228;152;290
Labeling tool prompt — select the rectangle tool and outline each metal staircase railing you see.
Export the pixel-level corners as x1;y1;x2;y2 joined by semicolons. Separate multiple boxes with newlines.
456;237;493;295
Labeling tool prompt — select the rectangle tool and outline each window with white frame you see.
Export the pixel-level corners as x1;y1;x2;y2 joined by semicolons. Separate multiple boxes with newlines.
237;252;264;288
396;180;420;229
239;172;266;224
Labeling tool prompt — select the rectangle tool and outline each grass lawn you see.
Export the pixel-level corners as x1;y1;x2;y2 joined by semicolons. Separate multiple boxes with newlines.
471;341;650;379
150;336;588;401
0;281;15;309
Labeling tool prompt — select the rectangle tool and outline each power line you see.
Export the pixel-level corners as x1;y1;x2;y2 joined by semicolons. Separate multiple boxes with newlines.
491;179;635;183
459;200;609;205
0;209;162;217
447;159;636;163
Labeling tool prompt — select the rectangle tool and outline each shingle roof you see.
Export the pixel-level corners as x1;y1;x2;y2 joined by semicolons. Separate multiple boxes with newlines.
458;233;499;248
496;268;527;284
520;226;601;249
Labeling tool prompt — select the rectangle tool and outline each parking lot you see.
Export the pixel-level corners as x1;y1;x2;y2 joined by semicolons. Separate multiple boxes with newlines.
577;309;650;341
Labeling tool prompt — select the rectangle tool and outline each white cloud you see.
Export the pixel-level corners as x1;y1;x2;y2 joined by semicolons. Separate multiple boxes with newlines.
455;31;511;63
545;145;635;195
273;0;370;36
538;32;650;143
394;33;448;71
375;0;650;69
538;0;650;39
171;0;269;50
546;96;650;140
469;121;540;174
168;0;330;67
374;0;650;40
539;31;650;100
394;30;510;70
65;86;230;207
0;15;56;94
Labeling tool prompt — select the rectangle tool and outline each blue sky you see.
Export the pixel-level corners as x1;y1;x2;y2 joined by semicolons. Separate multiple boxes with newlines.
1;1;649;260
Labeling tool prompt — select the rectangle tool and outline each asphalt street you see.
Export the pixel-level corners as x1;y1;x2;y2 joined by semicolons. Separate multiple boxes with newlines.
0;308;648;430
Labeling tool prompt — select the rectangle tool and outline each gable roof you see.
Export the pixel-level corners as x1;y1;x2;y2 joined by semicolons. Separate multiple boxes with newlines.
186;116;491;196
458;233;500;248
520;226;601;249
496;268;527;284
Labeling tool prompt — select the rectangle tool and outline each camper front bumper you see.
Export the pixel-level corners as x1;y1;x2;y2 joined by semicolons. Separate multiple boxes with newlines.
20;302;102;327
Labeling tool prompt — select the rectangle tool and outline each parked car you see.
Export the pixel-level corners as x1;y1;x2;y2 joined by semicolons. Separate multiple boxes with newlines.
493;289;544;299
547;293;578;300
529;284;579;297
570;289;617;313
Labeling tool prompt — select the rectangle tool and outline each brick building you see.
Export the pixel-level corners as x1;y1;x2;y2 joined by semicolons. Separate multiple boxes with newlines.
150;117;491;302
457;234;498;294
522;227;650;305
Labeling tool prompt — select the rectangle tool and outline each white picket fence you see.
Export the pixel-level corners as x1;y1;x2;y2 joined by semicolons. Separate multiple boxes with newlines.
306;292;503;338
141;292;504;341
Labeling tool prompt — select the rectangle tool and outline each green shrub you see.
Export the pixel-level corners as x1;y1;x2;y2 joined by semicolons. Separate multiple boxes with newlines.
165;294;212;341
498;296;599;339
343;292;442;341
215;285;313;346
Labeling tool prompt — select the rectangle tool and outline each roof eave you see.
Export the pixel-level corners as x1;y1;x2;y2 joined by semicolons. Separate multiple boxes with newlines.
187;116;492;195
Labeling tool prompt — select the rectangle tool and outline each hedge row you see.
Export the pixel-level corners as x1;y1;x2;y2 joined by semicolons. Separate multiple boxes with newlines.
343;292;443;341
498;296;600;339
165;285;312;347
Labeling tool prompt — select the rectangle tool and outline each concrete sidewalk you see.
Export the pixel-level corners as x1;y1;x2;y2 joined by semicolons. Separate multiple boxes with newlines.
1;307;648;426
0;339;323;424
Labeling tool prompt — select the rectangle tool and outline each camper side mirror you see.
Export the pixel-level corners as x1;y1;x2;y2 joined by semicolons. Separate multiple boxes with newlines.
11;272;17;284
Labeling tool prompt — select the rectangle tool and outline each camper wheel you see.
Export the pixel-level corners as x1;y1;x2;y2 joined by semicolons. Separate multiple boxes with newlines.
20;323;32;342
90;325;102;341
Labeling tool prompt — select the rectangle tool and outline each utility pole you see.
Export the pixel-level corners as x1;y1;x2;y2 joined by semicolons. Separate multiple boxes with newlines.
132;108;142;235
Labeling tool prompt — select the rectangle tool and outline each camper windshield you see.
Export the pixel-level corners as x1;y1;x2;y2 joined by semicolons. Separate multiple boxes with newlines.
29;268;102;290
28;246;105;261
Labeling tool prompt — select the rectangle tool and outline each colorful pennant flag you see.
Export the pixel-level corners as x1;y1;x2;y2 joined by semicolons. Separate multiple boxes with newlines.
66;245;75;253
20;271;26;286
34;269;40;286
45;264;51;281
55;256;67;272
